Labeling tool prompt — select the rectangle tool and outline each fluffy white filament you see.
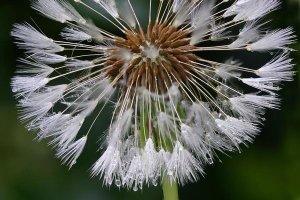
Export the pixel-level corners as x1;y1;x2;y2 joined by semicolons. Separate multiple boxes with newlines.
91;145;123;186
56;136;87;168
256;53;295;81
247;28;295;51
191;0;215;30
61;26;92;41
229;0;280;21
11;75;49;97
229;21;262;48
31;52;67;64
32;0;86;23
11;23;63;53
94;0;119;18
167;142;203;185
242;77;282;94
215;117;259;148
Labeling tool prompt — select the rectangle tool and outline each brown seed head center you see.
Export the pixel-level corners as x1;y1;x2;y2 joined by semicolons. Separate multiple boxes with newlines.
106;23;198;93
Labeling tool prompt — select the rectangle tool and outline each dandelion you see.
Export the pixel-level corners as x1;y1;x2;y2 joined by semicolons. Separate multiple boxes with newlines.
12;0;295;199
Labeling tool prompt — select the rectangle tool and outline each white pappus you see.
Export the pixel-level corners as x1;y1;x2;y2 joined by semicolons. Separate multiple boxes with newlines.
11;0;295;191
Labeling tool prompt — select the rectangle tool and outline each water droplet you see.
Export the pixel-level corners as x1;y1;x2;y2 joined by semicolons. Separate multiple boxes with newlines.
152;178;158;186
71;160;77;166
115;179;121;187
108;178;113;185
206;154;214;165
139;182;143;190
206;134;212;140
167;170;173;176
133;185;138;192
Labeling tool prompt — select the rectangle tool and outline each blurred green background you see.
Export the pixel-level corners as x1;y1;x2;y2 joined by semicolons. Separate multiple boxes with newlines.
0;0;299;200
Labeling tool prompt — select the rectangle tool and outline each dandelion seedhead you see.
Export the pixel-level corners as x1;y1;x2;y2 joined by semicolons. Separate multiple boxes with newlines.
12;0;295;191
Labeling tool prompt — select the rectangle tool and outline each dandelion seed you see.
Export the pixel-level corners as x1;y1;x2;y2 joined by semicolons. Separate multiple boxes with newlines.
247;28;295;51
32;0;86;23
256;53;295;81
232;0;280;21
11;23;64;53
12;0;295;195
31;52;67;64
56;136;87;168
61;26;92;42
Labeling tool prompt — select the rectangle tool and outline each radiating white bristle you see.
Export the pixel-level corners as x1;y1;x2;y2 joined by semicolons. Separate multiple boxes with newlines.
215;59;242;81
32;0;86;23
215;117;259;149
65;59;94;71
229;94;280;121
19;101;53;123
61;26;92;41
256;53;295;81
79;21;104;43
180;123;211;163
233;0;280;21
91;145;123;186
190;26;210;45
34;113;72;140
56;136;87;168
191;0;215;30
187;102;215;133
94;0;119;18
157;112;179;139
229;21;262;48
172;0;186;13
109;109;133;144
229;95;265;120
16;59;54;75
20;85;67;107
141;139;159;183
247;28;295;51
242;77;282;94
31;52;67;64
167;142;203;185
223;0;252;18
117;1;136;28
11;75;49;98
11;23;63;53
49;115;85;150
173;3;191;27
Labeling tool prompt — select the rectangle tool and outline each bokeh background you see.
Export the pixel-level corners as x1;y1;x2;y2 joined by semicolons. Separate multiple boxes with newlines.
0;0;299;200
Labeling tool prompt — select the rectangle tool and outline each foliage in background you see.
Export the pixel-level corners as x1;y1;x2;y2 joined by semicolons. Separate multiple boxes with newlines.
0;0;299;199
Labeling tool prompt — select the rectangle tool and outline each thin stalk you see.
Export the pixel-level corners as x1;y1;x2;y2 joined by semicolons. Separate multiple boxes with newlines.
139;93;179;199
162;177;179;200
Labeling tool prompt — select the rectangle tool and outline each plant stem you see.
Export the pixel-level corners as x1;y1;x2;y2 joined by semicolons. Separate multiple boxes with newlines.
162;177;179;200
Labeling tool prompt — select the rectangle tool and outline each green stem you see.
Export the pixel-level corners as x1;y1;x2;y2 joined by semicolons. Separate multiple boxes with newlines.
162;177;179;200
